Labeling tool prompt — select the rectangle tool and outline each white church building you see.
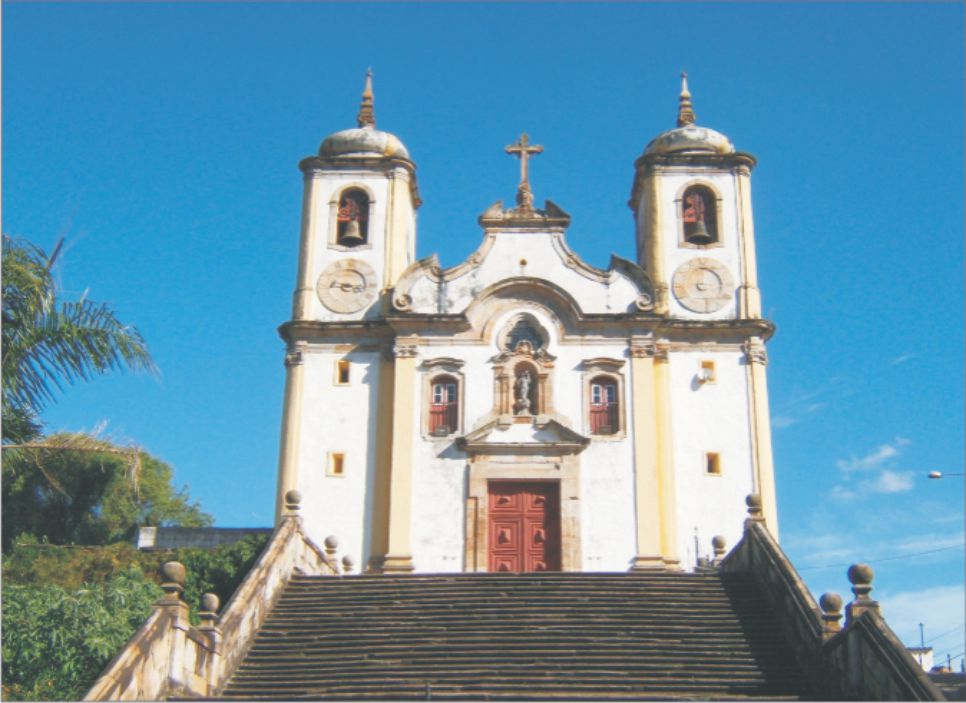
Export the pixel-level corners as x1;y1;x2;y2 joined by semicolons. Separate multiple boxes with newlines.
272;72;779;575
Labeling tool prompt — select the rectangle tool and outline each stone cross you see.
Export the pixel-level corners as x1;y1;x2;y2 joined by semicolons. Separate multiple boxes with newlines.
505;133;543;210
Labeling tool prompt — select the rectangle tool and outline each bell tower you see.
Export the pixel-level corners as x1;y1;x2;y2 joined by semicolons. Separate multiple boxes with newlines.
630;73;762;322
289;70;420;324
274;72;421;534
629;75;778;536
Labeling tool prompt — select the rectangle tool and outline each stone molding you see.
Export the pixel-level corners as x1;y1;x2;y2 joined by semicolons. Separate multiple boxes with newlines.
743;337;769;365
392;339;420;358
284;341;308;368
628;339;669;361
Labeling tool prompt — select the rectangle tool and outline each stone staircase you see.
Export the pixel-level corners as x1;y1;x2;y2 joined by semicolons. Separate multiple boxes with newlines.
217;571;814;700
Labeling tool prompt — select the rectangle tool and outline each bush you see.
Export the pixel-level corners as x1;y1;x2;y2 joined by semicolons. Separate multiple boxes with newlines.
1;533;270;699
1;566;162;701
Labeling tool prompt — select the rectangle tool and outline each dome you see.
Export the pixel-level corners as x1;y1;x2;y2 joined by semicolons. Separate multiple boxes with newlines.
319;125;410;160
644;124;735;156
644;73;736;157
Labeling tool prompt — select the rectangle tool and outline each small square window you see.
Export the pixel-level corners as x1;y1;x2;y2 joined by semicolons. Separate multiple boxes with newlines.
335;360;350;385
705;452;721;475
328;452;345;477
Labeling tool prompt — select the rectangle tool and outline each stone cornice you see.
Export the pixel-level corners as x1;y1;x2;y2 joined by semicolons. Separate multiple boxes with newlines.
298;155;422;209
278;316;775;344
628;151;756;210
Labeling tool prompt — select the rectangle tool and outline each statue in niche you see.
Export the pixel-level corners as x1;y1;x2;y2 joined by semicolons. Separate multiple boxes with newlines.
514;370;532;415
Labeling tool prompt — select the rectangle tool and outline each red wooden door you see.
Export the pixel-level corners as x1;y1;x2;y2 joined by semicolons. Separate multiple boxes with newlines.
488;482;560;572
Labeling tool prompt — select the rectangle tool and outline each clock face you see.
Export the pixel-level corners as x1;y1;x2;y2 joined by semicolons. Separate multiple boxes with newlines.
317;259;378;313
672;257;735;313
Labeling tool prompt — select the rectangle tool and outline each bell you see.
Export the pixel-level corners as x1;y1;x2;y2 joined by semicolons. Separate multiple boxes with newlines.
688;219;713;244
339;218;365;244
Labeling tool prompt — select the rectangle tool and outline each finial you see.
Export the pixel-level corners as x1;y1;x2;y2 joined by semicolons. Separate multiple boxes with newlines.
356;68;375;128
159;561;186;601
820;592;843;639
677;71;696;128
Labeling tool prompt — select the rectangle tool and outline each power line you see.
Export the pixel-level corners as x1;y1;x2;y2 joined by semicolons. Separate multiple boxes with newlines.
926;624;966;646
797;543;965;571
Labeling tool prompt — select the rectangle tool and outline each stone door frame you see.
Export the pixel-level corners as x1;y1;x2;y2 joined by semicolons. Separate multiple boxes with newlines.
464;454;581;572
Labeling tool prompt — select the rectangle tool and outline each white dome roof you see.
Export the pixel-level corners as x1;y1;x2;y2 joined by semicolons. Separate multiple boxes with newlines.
319;125;410;159
644;124;735;156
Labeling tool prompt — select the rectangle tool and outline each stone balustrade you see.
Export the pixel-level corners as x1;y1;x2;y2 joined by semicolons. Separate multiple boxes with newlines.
84;491;342;701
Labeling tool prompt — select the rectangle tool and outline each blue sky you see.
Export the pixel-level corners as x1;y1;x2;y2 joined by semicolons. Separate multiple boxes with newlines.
4;2;963;665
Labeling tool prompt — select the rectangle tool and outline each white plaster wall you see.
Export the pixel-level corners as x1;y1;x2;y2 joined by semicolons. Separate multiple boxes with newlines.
405;231;643;316
294;348;383;568
668;349;755;569
651;169;745;321
409;305;638;572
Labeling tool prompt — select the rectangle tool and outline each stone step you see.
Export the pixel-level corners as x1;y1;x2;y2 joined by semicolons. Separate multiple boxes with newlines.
216;571;812;700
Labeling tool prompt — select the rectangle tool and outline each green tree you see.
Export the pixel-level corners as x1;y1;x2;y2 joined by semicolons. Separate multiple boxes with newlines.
2;437;213;551
1;536;269;701
1;566;163;701
2;234;155;443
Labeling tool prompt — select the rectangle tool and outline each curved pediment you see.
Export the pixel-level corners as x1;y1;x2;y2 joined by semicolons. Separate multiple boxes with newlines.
391;229;654;316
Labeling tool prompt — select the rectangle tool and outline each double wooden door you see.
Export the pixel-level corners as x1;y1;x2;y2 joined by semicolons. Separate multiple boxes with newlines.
487;481;560;572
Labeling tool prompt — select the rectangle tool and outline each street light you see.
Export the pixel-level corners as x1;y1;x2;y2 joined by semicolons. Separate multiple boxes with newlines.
927;471;965;479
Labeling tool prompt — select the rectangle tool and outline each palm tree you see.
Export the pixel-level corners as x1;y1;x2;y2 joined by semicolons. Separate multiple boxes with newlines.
1;235;156;443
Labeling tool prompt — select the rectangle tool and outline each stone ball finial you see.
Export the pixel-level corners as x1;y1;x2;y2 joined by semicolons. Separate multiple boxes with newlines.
820;592;843;614
342;554;355;572
711;535;727;552
848;563;874;601
820;592;844;637
285;490;302;511
745;493;762;510
200;592;221;614
160;561;186;587
847;563;874;587
324;535;339;550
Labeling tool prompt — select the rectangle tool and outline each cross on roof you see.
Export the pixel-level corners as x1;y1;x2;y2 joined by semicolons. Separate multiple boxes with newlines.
505;133;543;210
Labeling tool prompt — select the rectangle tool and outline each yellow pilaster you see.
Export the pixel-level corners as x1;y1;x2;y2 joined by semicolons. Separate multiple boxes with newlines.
630;340;662;569
629;340;678;570
653;342;679;565
380;337;418;573
367;355;395;571
274;342;307;523
293;170;322;320
736;165;762;319
384;171;414;290
642;173;669;315
745;337;779;538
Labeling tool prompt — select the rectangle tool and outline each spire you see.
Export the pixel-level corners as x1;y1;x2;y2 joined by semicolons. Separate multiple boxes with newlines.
677;71;696;128
356;68;375;128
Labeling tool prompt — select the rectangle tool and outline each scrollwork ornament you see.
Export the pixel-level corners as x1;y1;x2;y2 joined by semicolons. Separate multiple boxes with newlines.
634;293;653;312
392;294;413;311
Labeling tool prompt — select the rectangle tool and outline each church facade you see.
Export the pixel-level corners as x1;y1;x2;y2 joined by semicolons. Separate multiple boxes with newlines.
273;73;778;575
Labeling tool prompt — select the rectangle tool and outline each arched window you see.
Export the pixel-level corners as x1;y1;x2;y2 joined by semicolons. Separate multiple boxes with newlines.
336;189;369;246
681;185;718;245
589;376;618;435
429;375;459;435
